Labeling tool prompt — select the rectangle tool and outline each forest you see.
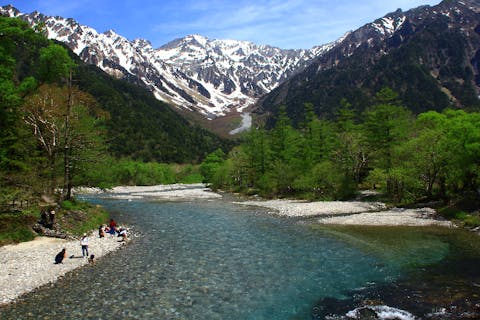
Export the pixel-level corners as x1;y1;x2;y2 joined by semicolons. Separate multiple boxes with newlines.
203;89;480;210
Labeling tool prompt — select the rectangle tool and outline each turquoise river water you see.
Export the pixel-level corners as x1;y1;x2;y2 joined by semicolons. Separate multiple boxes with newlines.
1;196;479;319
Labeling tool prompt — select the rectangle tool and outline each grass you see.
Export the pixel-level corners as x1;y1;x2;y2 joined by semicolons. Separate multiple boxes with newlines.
0;214;38;246
438;207;480;228
57;199;109;236
0;198;110;246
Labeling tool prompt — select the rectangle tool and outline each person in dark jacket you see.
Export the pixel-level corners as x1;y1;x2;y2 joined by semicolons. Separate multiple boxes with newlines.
55;248;66;264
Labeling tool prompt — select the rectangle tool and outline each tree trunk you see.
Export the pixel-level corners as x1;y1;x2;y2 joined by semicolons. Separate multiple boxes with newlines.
49;153;56;196
62;70;73;200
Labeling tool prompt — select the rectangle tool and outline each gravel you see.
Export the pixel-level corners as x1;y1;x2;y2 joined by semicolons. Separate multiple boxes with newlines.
0;231;125;306
237;199;454;227
75;183;222;200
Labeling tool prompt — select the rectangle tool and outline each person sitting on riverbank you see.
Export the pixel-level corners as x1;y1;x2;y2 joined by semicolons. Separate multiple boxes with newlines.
118;227;128;241
54;248;66;264
98;225;105;238
108;218;117;236
88;254;95;265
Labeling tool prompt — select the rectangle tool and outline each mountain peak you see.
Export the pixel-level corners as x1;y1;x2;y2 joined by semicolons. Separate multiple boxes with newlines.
0;5;340;121
185;34;208;44
132;38;152;48
1;4;20;16
255;0;480;127
103;29;119;37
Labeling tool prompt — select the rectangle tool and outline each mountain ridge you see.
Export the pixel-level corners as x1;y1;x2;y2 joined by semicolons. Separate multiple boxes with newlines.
0;14;230;163
254;0;480;126
0;4;339;121
5;1;478;132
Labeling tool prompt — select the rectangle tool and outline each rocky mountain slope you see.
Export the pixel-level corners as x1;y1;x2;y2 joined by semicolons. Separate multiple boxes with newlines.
0;5;338;119
255;0;480;126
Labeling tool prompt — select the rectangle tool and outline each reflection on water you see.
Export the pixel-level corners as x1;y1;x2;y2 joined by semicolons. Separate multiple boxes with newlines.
1;197;477;319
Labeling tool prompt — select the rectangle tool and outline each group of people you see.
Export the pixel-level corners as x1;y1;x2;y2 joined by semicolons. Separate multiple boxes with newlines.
54;218;127;264
98;218;128;241
40;208;56;229
54;233;94;264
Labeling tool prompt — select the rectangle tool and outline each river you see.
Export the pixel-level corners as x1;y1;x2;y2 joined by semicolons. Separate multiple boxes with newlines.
1;196;479;319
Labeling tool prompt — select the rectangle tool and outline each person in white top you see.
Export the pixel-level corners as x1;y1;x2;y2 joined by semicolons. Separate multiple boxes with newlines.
80;233;89;257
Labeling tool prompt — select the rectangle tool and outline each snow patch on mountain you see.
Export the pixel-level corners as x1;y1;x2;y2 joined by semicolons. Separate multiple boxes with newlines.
372;15;406;36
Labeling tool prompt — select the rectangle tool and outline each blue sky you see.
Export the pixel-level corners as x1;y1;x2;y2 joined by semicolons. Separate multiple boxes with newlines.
4;0;440;49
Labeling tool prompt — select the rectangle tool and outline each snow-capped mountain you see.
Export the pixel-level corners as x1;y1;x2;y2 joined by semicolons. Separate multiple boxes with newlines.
256;0;480;126
0;5;338;119
5;1;472;125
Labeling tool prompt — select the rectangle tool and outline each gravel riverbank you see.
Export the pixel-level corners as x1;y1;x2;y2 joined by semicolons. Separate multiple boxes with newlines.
237;199;454;227
75;183;222;200
0;231;126;306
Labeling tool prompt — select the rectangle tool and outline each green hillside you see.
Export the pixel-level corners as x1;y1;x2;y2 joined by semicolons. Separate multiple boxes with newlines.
73;63;231;163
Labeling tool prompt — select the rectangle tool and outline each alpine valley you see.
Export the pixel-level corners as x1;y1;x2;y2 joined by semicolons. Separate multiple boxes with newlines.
2;3;480;319
2;0;480;132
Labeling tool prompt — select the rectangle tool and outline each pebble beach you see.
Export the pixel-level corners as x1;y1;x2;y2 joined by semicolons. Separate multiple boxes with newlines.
237;199;454;227
0;231;125;306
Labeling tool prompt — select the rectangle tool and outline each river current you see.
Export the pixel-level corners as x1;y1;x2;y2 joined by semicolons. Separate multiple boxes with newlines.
1;196;479;319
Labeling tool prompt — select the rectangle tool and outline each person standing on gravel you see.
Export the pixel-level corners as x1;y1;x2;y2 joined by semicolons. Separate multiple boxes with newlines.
80;233;89;257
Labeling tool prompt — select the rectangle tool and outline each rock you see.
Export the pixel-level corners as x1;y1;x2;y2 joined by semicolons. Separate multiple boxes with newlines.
32;223;72;240
350;307;379;319
40;194;57;206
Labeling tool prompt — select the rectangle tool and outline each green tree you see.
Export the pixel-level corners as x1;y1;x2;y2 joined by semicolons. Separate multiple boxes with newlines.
200;149;226;183
269;106;305;195
388;109;480;202
396;111;449;198
363;88;413;170
300;103;336;168
0;47;21;169
64;93;109;198
241;128;270;188
442;110;480;193
38;44;76;83
23;84;66;194
362;88;413;201
0;17;50;206
38;43;78;199
333;99;368;184
270;106;293;161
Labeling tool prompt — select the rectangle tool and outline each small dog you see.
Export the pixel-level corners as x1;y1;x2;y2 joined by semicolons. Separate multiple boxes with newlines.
88;254;95;265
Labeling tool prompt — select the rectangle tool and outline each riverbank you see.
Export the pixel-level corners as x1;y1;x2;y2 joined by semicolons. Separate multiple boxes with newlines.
75;183;222;200
0;230;126;306
80;184;454;227
236;199;454;227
